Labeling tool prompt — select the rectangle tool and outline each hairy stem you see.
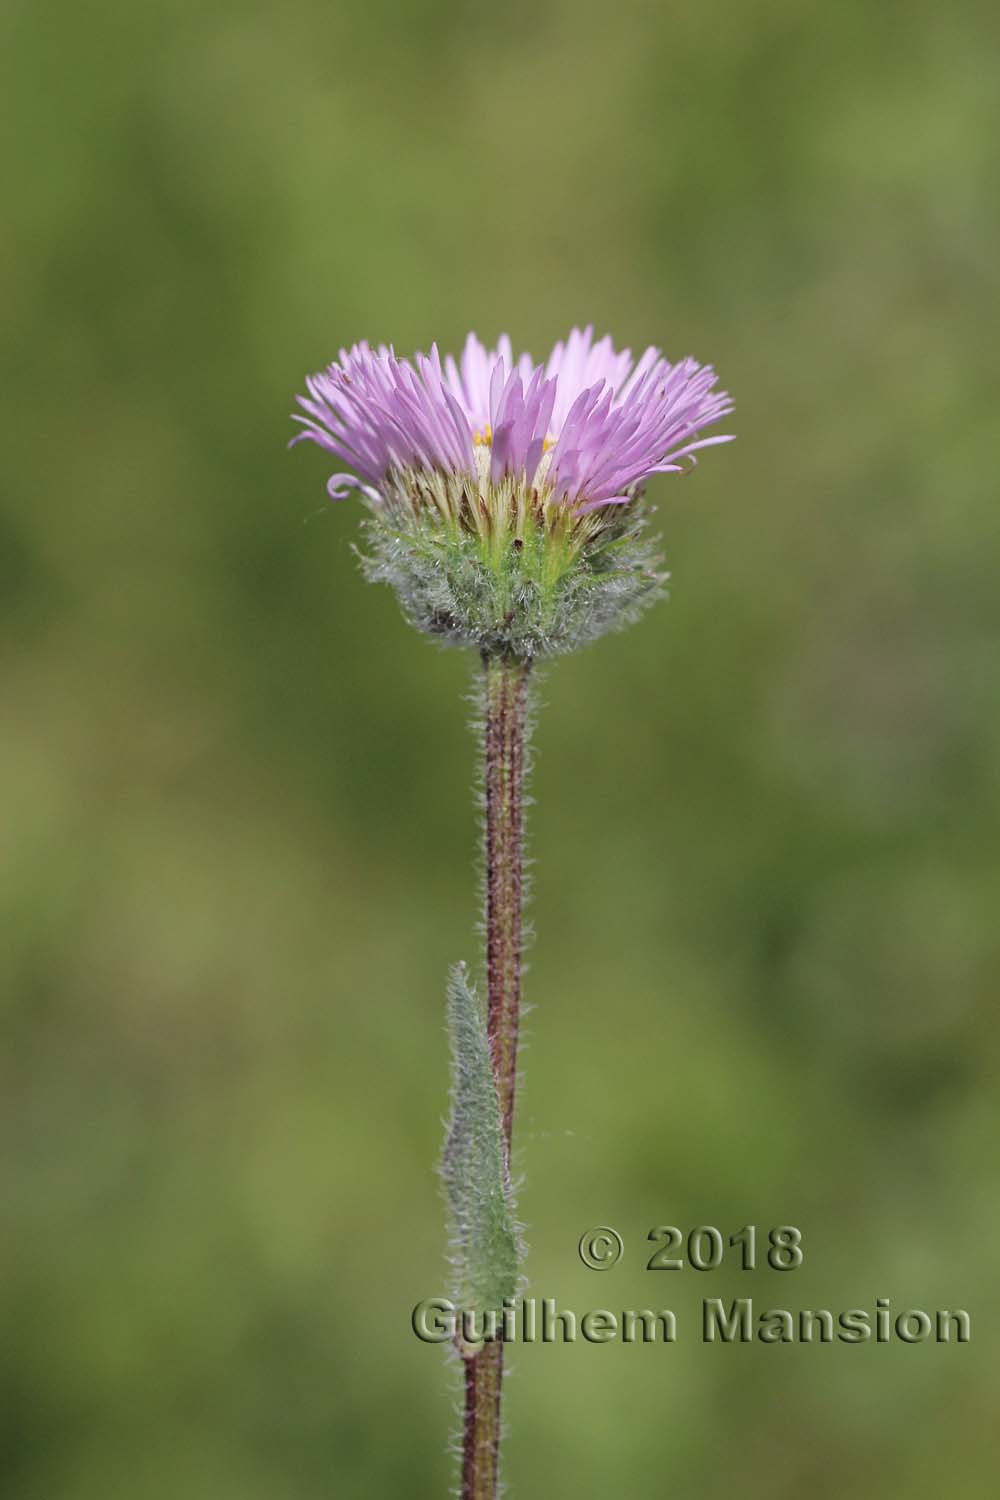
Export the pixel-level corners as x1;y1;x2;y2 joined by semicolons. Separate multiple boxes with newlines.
461;1340;503;1500
461;652;531;1500
483;652;530;1151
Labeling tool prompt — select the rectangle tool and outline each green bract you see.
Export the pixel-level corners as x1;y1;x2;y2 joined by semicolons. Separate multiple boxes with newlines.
358;468;667;661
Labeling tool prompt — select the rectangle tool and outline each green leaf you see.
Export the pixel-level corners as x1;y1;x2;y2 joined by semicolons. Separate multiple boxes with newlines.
441;963;521;1320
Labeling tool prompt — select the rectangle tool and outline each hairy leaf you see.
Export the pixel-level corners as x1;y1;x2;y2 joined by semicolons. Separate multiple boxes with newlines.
441;963;520;1319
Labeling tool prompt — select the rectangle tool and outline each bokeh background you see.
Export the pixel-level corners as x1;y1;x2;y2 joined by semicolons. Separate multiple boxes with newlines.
3;1;998;1495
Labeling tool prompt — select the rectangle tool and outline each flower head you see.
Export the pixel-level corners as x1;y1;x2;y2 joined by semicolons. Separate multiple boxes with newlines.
292;327;733;659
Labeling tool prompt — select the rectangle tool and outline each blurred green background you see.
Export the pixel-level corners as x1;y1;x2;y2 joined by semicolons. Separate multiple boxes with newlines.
3;0;998;1495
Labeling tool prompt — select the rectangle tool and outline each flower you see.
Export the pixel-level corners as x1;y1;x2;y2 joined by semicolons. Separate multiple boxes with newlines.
292;326;733;520
291;327;734;659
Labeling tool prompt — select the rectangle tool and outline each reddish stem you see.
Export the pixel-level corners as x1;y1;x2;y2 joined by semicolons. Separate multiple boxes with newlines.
460;652;531;1500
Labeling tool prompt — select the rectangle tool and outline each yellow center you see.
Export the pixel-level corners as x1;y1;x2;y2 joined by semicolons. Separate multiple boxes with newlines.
473;425;555;452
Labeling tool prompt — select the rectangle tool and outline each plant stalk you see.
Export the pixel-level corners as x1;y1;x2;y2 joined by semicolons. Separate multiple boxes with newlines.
460;651;531;1500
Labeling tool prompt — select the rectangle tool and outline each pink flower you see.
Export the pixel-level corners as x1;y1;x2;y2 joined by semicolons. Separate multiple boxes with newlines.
292;326;733;514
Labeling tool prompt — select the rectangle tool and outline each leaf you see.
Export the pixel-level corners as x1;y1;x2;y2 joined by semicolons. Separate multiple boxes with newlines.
440;963;521;1321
